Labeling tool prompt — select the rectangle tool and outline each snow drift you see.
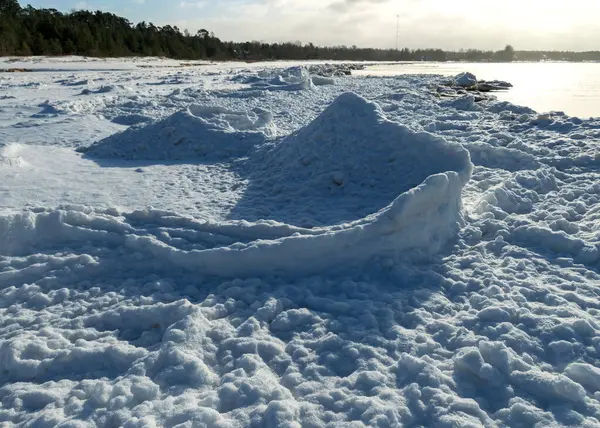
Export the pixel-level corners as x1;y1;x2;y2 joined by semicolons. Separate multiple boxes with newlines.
4;93;472;277
79;105;276;160
0;175;468;277
237;92;472;226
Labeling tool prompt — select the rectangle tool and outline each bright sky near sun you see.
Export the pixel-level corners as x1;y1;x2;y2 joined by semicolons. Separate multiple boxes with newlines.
23;0;600;50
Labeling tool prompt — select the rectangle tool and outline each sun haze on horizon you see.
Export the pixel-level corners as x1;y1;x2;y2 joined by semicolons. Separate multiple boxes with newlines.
25;0;600;51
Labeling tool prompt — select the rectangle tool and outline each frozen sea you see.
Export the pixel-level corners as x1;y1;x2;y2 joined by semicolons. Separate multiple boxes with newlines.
1;56;600;427
356;62;600;119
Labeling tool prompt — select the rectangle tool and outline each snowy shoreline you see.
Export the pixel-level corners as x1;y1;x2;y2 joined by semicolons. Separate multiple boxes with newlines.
1;58;600;427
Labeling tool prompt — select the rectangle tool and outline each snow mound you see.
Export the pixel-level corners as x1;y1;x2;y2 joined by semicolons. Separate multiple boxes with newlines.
79;106;276;160
236;92;472;227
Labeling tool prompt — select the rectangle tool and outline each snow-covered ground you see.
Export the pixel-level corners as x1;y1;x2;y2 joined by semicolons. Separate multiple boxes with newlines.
1;57;600;427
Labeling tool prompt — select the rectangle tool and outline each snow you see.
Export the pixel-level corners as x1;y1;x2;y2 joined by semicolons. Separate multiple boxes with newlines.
455;72;478;87
311;75;336;86
2;57;600;427
238;92;471;227
80;105;276;161
0;143;27;167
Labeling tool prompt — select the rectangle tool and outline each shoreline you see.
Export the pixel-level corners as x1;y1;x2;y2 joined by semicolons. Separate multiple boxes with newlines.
2;55;600;71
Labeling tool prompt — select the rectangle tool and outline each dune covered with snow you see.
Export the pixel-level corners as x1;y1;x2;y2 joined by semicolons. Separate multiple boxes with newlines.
1;59;600;427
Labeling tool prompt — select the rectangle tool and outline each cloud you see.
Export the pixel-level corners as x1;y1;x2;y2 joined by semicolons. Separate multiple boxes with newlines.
74;1;90;9
163;0;600;51
179;1;206;8
328;0;392;13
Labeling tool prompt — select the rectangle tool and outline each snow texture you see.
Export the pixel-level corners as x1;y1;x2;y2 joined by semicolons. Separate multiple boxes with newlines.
2;58;600;427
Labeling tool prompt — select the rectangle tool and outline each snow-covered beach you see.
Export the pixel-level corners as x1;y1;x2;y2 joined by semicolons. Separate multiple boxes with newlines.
1;56;600;427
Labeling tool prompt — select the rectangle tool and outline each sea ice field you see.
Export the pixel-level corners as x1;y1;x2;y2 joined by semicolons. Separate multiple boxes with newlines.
1;56;600;427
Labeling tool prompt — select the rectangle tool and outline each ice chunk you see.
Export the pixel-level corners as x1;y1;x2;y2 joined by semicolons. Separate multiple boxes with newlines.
455;72;477;87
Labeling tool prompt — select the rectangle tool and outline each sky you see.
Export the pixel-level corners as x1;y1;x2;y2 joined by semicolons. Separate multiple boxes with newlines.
23;0;600;51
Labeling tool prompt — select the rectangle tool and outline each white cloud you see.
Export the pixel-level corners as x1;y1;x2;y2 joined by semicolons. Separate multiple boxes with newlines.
74;1;90;10
166;0;600;50
179;1;206;8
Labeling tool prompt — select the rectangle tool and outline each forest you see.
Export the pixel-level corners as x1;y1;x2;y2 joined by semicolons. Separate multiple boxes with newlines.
1;0;599;62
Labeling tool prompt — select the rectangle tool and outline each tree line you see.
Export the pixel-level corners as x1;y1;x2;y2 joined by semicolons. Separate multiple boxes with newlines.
1;0;599;62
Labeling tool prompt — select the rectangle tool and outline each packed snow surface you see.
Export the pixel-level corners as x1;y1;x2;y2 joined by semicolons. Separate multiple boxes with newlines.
2;58;600;427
